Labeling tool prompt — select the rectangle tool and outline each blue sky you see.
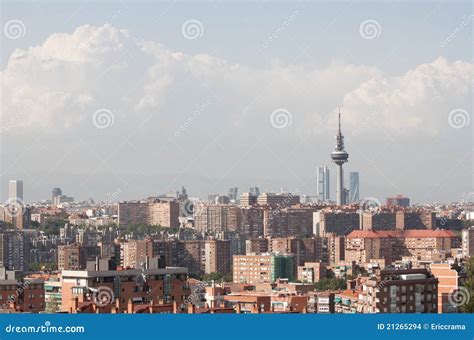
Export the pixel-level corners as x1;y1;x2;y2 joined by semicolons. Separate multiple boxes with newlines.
1;0;473;203
3;1;471;70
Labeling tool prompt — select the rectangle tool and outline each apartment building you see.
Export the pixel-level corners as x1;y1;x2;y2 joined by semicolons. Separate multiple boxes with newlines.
314;210;360;236
240;207;264;237
0;206;31;230
0;276;45;313
256;193;300;206
361;212;396;231
117;200;179;228
57;244;101;271
326;233;345;264
0;230;30;271
268;237;327;266
239;193;258;207
245;238;269;254
152;239;230;275
61;267;190;313
307;291;335;313
430;262;466;313
233;253;294;284
193;204;240;233
334;290;359;313
345;230;402;264
263;208;314;238
359;269;438;313
403;230;457;260
386;195;410;207
462;226;474;257
122;240;154;269
204;240;231;274
345;229;458;264
297;262;326;283
395;211;436;230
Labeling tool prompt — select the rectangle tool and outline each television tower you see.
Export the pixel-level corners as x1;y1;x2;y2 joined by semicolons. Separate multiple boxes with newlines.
331;108;349;206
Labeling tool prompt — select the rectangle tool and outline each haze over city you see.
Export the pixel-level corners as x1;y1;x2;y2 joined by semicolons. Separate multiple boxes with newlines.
1;1;472;204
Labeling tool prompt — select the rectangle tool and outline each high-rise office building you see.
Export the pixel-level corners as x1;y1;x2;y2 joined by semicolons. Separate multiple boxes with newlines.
52;187;62;203
9;180;23;201
342;188;350;205
349;172;359;203
228;187;239;202
249;187;260;196
317;166;330;202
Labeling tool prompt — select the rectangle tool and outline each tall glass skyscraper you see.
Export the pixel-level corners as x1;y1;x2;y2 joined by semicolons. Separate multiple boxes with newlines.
9;179;23;201
317;166;330;202
349;172;359;203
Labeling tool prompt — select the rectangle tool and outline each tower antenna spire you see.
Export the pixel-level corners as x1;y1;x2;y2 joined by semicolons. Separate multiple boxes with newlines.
331;105;349;206
338;106;342;134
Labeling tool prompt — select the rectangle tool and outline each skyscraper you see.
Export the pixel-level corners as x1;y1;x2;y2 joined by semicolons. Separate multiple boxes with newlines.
228;187;239;202
349;172;359;203
249;187;260;196
52;187;62;203
317;166;330;202
330;110;349;206
8;180;23;201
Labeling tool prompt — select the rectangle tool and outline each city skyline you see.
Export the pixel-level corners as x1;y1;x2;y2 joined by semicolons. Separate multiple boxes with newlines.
1;1;472;204
1;0;474;331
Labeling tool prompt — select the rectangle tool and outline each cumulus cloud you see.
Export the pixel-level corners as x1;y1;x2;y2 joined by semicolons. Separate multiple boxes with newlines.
342;57;473;137
0;24;472;139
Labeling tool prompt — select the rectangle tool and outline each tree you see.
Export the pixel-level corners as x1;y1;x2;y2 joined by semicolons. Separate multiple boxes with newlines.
314;277;347;291
461;257;474;313
42;217;68;235
203;272;224;282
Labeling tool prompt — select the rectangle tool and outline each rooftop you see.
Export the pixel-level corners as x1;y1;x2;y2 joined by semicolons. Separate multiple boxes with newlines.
347;229;456;239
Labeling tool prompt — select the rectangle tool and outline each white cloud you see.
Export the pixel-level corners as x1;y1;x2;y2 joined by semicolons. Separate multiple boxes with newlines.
1;24;472;138
341;57;473;136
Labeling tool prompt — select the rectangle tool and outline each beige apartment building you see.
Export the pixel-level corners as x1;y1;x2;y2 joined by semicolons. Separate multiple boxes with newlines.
314;210;360;236
345;229;458;264
430;262;466;313
193;204;240;233
117;200;179;228
122;240;154;269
